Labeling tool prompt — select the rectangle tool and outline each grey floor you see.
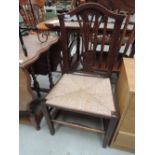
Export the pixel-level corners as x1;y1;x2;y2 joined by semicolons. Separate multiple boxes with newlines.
19;118;134;155
20;74;134;155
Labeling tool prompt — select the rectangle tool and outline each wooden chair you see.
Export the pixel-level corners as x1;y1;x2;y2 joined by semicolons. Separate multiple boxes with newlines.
19;0;51;43
19;0;45;27
41;3;125;147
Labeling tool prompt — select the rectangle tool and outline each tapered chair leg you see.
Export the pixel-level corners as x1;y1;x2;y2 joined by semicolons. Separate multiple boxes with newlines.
103;112;118;147
29;113;40;130
41;99;55;135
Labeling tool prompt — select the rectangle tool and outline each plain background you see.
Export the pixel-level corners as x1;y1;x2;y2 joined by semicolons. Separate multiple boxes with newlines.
0;0;155;154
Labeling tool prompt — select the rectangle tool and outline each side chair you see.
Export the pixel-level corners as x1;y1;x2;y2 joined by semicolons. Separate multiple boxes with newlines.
41;2;126;147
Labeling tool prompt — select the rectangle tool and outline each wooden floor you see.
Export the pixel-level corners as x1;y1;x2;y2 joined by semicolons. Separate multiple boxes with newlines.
20;117;31;125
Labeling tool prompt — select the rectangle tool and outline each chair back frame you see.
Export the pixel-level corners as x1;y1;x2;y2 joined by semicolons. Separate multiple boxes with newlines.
58;2;125;77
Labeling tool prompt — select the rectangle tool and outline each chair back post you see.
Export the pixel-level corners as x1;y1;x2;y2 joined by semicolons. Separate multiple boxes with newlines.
19;26;28;56
58;13;70;73
106;17;125;76
116;14;135;68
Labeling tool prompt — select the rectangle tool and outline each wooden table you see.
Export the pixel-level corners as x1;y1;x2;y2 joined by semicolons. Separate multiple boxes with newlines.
19;33;59;129
19;34;58;68
39;18;134;33
110;58;135;152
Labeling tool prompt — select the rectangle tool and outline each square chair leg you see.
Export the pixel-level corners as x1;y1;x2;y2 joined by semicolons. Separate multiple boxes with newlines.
41;99;55;135
103;112;118;147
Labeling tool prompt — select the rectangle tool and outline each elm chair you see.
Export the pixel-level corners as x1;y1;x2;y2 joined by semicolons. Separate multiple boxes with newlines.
41;3;125;147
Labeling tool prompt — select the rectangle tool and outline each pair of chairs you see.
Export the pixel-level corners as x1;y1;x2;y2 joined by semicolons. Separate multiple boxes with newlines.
41;2;134;147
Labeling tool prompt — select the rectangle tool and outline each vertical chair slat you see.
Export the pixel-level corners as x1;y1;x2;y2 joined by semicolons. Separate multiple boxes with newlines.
106;18;124;76
123;25;135;57
100;15;108;66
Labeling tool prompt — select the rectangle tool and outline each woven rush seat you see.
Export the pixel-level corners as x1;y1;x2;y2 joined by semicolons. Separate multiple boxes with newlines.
46;74;116;117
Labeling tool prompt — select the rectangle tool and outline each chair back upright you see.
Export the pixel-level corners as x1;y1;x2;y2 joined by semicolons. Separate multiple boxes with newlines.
58;3;125;77
116;13;135;68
